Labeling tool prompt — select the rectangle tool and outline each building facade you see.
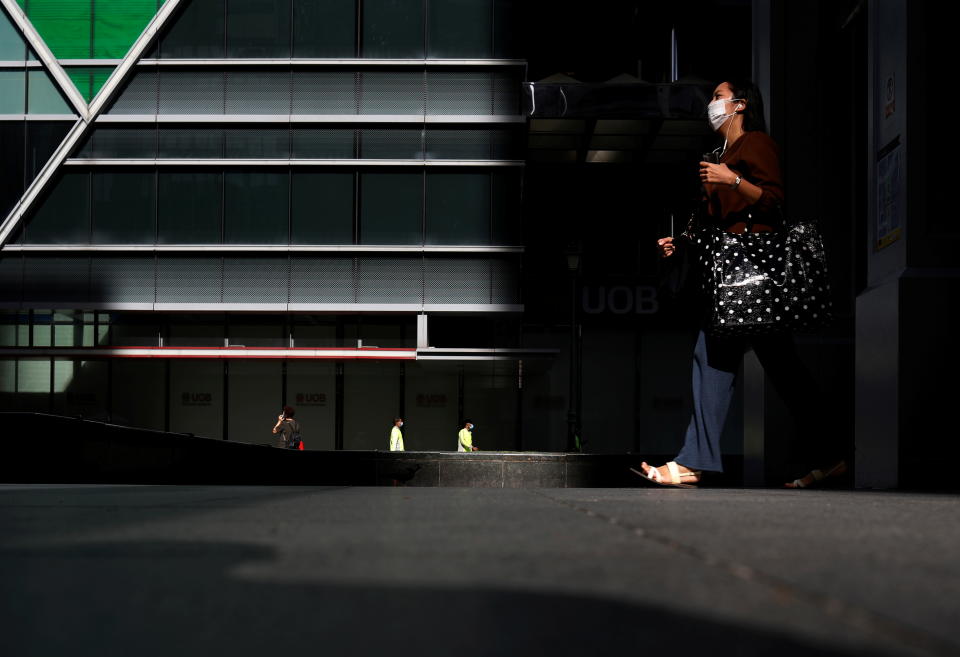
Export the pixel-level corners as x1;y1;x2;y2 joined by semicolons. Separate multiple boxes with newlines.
0;0;531;451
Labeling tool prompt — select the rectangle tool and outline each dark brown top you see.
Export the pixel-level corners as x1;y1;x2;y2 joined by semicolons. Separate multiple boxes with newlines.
704;131;784;229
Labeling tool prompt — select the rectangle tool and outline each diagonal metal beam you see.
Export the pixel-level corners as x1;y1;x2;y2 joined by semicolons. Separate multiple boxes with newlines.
0;0;184;248
0;0;89;119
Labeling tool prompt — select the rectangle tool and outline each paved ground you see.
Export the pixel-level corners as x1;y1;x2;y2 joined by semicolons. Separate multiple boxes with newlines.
1;485;958;657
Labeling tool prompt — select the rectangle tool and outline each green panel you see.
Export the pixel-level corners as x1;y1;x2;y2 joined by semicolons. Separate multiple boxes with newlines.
27;69;71;113
18;0;92;59
65;67;112;102
17;0;159;59
93;0;158;58
1;6;28;60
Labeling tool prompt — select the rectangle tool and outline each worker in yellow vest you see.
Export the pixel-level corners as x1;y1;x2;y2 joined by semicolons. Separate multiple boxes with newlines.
457;420;478;452
389;417;404;451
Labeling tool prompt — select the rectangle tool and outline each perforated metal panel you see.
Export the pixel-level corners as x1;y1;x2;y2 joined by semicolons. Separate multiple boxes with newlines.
222;256;290;304
23;255;90;305
490;256;520;304
0;254;23;304
156;256;222;303
77;127;157;158
158;126;224;158
359;128;423;159
291;128;355;159
289;256;354;304
357;256;422;304
292;72;356;114
106;70;158;114
359;72;424;115
424;257;490;304
225;71;291;114
90;256;156;305
159;71;225;114
492;72;520;115
426;72;491;115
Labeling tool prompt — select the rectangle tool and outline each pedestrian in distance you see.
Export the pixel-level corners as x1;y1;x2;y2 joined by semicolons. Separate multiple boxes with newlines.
390;417;405;451
638;78;846;489
271;405;302;450
457;420;478;452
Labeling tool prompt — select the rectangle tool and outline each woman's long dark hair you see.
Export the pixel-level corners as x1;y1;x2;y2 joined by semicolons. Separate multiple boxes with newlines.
726;79;767;134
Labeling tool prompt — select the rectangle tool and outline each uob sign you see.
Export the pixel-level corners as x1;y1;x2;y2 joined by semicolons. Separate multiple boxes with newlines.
582;285;659;315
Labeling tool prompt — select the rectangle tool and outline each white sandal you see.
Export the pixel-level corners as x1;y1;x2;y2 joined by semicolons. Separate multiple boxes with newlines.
630;461;701;489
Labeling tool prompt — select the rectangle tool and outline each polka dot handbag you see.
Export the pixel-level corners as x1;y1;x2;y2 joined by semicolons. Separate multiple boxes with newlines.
695;221;833;337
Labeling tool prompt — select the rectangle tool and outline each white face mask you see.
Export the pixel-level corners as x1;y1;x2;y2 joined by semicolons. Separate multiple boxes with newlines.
707;98;744;132
399;421;403;427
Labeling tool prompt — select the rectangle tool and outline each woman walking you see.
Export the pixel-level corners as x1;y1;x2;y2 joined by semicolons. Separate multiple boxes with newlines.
639;79;846;489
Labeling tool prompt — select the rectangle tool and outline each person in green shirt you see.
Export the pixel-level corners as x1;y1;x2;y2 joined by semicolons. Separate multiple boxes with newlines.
457;420;478;452
389;417;404;451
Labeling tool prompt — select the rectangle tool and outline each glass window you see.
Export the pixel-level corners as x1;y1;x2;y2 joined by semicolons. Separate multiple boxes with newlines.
26;122;73;181
286;359;336;450
291;172;354;244
343;360;400;449
0;70;25;113
227;316;285;347
492;0;520;58
224;171;289;244
110;313;161;347
158;171;222;243
360;128;422;159
426;127;521;160
292;0;355;57
359;72;424;115
360;172;422;244
427;0;492;58
1;10;27;60
291;315;336;347
16;359;52;412
362;0;424;58
91;171;156;244
224;127;289;158
52;359;108;420
227;0;291;57
26;172;90;244
491;169;521;244
111;359;165;430
404;360;459;451
227;359;282;446
161;0;226;58
291;128;355;159
464;360;519;450
1;123;25;221
425;171;490;245
359;316;415;348
158;127;224;158
169;359;223;439
78;126;156;159
27;70;72;114
168;315;226;347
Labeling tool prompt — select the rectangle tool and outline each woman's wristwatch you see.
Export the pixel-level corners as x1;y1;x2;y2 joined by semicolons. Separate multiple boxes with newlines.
730;175;742;190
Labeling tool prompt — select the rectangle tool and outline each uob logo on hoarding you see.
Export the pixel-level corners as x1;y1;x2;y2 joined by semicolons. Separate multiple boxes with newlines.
582;285;659;315
182;392;212;406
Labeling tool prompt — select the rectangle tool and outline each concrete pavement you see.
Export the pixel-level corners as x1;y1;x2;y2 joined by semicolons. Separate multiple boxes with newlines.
1;485;958;656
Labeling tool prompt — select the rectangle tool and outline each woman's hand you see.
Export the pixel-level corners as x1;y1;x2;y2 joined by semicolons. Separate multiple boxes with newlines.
657;237;676;258
699;161;738;186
